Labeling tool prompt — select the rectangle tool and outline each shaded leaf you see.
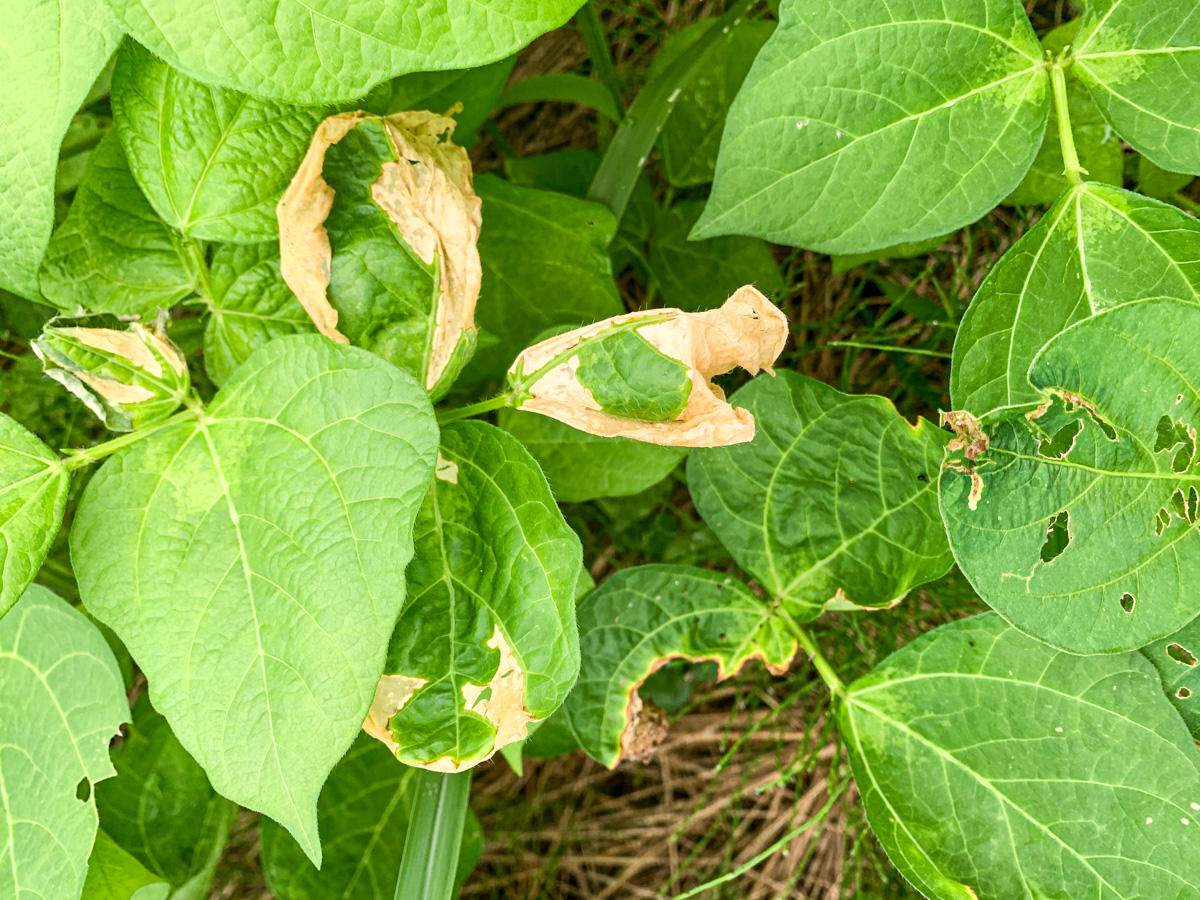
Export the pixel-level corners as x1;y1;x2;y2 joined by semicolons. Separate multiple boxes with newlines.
81;832;169;900
71;335;439;864
829;233;954;275
1138;155;1196;203
1141;619;1200;740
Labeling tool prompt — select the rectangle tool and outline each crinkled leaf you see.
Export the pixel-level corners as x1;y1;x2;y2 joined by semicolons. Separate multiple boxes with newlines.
689;371;951;621
365;421;582;771
651;20;774;188
71;335;439;864
1074;0;1200;175
564;565;796;768
952;183;1200;420
648;201;785;311
943;298;1200;653
0;413;69;619
111;40;329;244
260;734;481;900
95;696;237;899
1141;619;1200;740
693;0;1049;252
81;833;170;900
842;612;1200;900
0;586;128;900
498;409;685;503
203;244;315;386
0;0;119;298
103;0;584;104
39;133;202;319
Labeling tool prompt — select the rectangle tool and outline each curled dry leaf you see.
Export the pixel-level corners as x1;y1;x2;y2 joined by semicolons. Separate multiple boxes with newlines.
507;286;788;447
277;110;482;391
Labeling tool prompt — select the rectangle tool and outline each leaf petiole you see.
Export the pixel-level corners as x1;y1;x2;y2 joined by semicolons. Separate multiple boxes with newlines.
61;406;200;472
435;393;514;424
778;608;846;700
1049;59;1084;186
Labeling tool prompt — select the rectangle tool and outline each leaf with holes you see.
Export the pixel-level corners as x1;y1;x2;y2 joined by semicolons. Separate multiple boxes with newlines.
952;183;1200;420
692;0;1050;252
0;586;129;900
842;612;1200;900
70;335;439;864
1142;619;1200;740
943;298;1200;654
1073;0;1200;175
363;421;582;772
563;565;796;768
689;371;951;621
111;40;329;244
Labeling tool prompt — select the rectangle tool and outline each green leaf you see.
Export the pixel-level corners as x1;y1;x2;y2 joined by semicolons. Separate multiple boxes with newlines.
1074;0;1200;175
829;233;954;275
497;408;685;502
0;0;119;298
0;413;69;619
95;696;237;900
498;73;623;123
1006;20;1124;206
103;0;585;104
467;175;623;380
648;201;784;311
111;40;329;244
1141;619;1200;740
952;183;1200;420
81;833;170;900
71;335;439;864
943;298;1200;653
693;0;1050;253
652;19;774;188
841;612;1200;900
260;734;482;900
204;244;315;386
368;421;582;771
689;371;951;622
574;329;692;421
564;565;796;768
39;133;203;319
1138;155;1195;203
0;586;129;900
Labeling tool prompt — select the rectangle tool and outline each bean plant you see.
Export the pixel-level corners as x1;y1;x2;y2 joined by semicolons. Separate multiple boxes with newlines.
2;0;1200;898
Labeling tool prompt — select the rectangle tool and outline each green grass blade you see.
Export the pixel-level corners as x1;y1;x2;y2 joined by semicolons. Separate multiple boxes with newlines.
393;770;473;900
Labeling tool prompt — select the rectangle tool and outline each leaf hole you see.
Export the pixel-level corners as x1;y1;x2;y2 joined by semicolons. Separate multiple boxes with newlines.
1156;507;1172;536
1166;643;1198;667
917;473;928;483
1037;419;1083;460
1040;510;1071;563
75;778;91;803
1154;414;1196;473
1178;687;1193;700
1120;593;1135;613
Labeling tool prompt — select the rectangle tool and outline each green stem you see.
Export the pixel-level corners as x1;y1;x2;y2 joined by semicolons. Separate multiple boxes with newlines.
574;1;624;143
393;770;473;900
185;238;215;305
778;609;846;699
61;407;199;472
826;340;951;359
1049;61;1084;185
435;393;514;424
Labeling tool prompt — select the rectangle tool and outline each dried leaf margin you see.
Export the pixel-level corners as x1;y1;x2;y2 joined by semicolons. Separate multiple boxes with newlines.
277;110;482;392
506;286;788;448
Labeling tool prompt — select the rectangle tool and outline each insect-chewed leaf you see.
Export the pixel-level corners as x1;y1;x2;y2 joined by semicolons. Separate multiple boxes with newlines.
111;40;329;244
1141;619;1200;740
563;566;796;769
689;371;951;622
33;314;190;432
203;244;316;386
842;612;1200;900
95;696;237;898
0;0;119;299
1073;0;1200;176
277;111;481;397
363;421;582;772
71;335;439;865
39;132;204;319
0;413;69;619
261;734;481;900
953;182;1200;420
0;586;129;900
81;832;170;900
507;286;788;448
943;298;1200;654
692;0;1049;253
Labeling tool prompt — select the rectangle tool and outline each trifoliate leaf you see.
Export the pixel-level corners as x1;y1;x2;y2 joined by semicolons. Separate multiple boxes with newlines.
693;0;1050;253
364;422;582;771
564;566;796;768
0;586;128;900
0;414;69;619
689;371;951;622
842;612;1200;900
111;40;329;244
0;0;119;298
71;335;439;865
81;832;170;900
508;287;788;447
943;298;1200;653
